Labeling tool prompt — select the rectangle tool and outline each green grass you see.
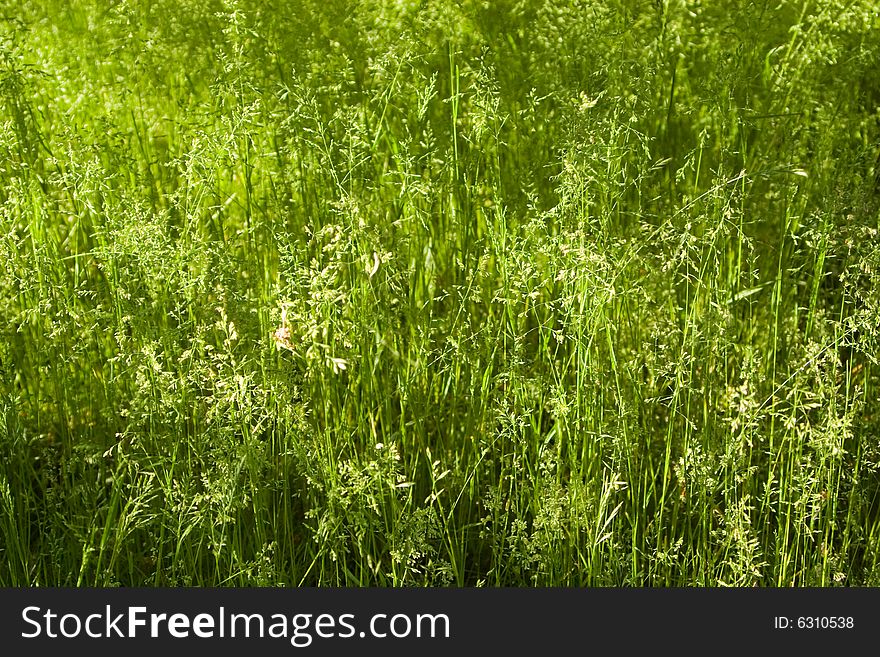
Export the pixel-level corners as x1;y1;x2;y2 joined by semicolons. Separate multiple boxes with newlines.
1;0;879;586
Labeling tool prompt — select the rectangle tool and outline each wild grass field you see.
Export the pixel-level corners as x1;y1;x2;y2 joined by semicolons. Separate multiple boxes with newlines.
1;0;879;586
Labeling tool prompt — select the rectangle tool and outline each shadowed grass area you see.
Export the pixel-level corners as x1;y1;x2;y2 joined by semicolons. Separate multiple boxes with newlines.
1;0;879;586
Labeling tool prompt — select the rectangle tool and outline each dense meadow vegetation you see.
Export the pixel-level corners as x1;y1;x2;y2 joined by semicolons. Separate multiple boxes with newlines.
1;0;879;586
